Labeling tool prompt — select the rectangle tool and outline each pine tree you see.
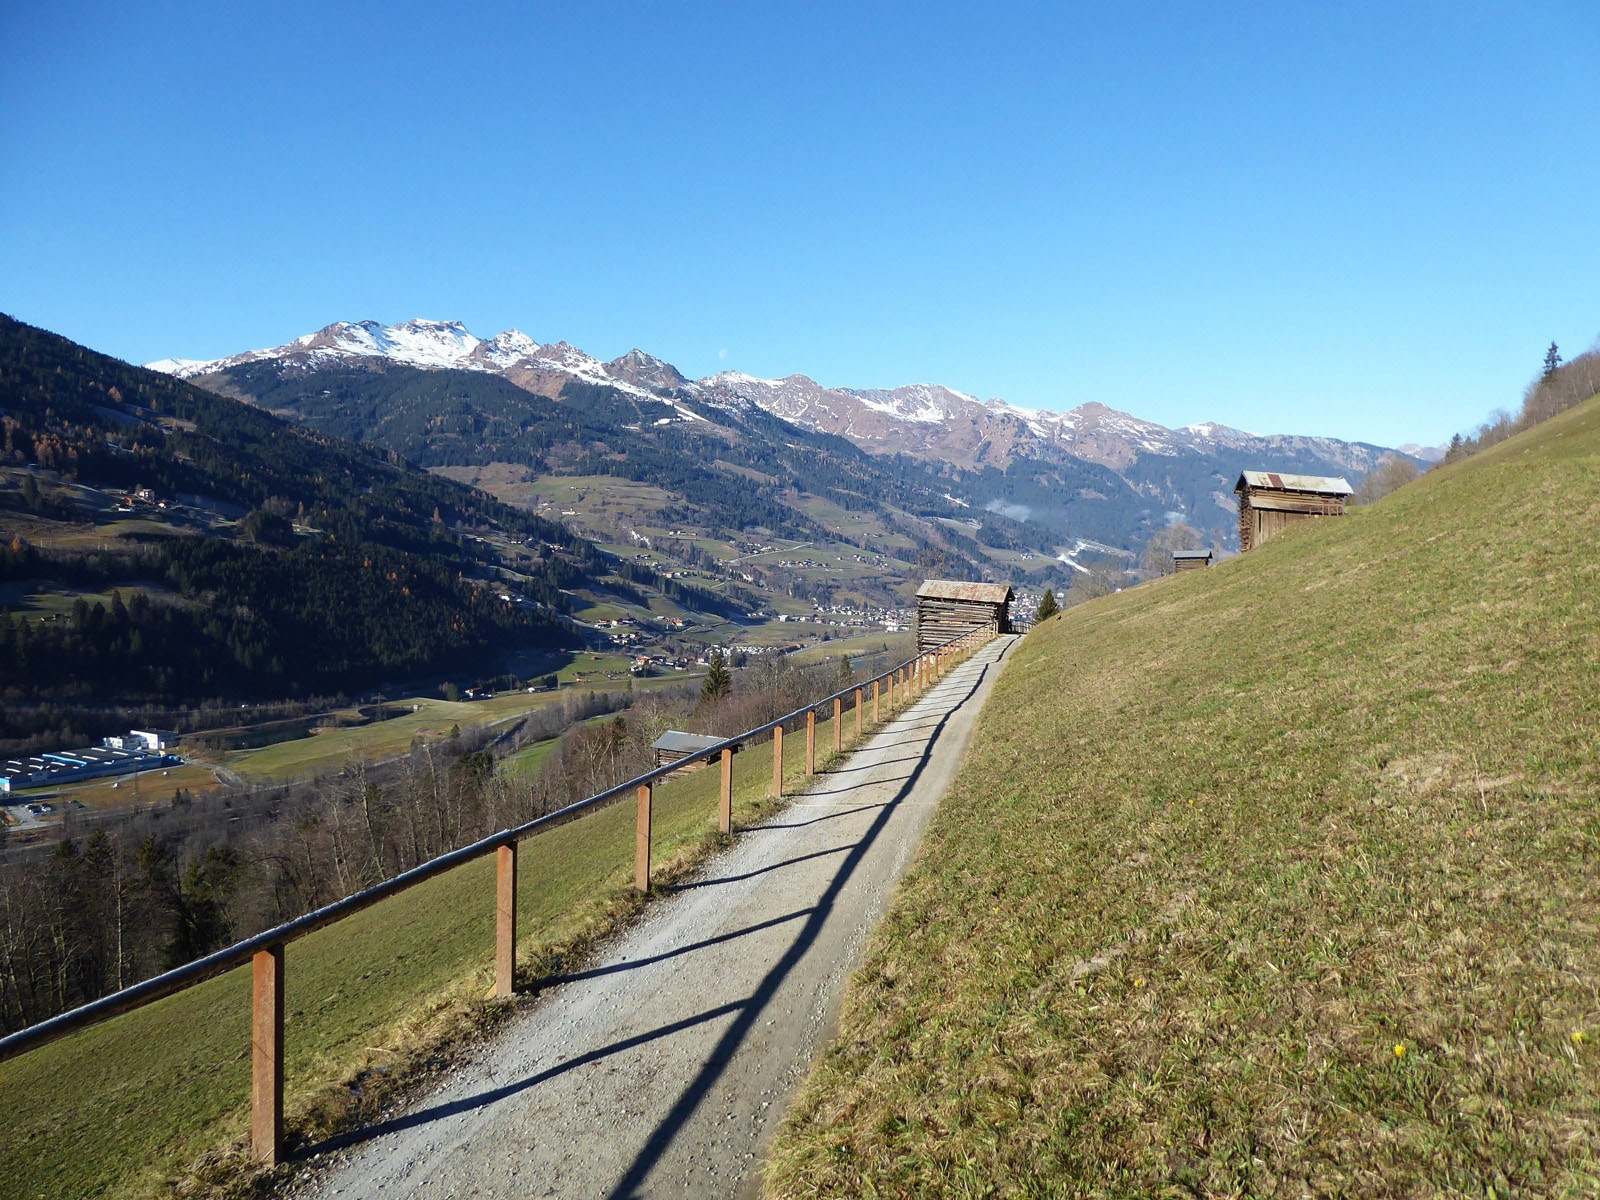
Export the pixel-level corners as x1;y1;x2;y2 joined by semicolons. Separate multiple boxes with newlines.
701;648;731;703
1034;588;1059;624
1543;342;1563;378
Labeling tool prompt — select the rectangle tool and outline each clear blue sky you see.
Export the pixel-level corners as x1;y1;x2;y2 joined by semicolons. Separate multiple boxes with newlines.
3;1;1596;447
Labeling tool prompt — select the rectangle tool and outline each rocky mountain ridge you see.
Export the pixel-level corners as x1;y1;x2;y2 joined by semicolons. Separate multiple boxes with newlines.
148;318;1410;477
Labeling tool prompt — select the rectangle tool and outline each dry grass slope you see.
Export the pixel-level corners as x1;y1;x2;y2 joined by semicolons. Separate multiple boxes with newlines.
766;398;1600;1198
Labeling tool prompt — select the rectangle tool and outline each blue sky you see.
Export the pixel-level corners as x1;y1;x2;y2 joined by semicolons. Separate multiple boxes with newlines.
3;1;1596;447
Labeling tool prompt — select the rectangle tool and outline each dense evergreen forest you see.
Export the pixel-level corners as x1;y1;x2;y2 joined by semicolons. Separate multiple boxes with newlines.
0;315;611;713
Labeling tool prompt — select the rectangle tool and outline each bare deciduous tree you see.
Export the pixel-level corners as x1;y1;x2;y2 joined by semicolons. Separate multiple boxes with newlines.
1141;523;1203;577
1353;455;1421;505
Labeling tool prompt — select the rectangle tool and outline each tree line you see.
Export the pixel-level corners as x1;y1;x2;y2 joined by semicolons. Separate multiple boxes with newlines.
1439;342;1600;465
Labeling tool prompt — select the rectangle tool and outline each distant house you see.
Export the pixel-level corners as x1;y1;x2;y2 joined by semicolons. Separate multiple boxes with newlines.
1234;472;1353;552
651;731;738;774
129;729;178;751
1172;549;1213;572
914;580;1014;652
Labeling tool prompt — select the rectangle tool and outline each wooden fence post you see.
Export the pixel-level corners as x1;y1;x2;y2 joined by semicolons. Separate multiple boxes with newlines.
719;747;734;835
635;783;652;893
772;723;784;798
873;678;880;722
806;709;816;775
251;944;284;1166
854;687;862;738
495;842;517;998
833;696;842;752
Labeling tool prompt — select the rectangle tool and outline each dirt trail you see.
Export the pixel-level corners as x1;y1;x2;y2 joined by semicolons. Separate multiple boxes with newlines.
292;635;1017;1200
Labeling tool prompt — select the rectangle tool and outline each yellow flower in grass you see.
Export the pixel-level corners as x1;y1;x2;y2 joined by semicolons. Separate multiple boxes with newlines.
1393;1043;1407;1060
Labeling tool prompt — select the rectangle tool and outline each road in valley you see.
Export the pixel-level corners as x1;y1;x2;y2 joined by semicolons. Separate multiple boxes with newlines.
292;635;1018;1200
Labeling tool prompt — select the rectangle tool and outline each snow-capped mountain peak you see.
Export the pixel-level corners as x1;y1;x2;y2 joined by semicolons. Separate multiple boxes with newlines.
468;329;542;369
347;318;480;368
145;317;1407;481
606;348;689;392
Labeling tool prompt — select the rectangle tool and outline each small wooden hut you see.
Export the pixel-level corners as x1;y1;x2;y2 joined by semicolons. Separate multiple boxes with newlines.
914;580;1014;652
1234;471;1353;552
651;731;737;774
1172;549;1213;572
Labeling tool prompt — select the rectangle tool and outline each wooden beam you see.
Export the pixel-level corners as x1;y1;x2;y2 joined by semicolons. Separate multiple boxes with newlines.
806;709;816;775
833;696;842;753
719;747;734;835
854;687;862;739
495;842;516;998
635;783;652;893
251;945;284;1166
873;678;880;723
771;723;784;799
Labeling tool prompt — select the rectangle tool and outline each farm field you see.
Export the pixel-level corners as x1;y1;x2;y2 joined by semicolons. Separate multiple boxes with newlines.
0;580;153;621
786;632;913;670
216;680;669;782
21;762;226;811
0;658;943;1200
766;398;1600;1197
499;736;562;781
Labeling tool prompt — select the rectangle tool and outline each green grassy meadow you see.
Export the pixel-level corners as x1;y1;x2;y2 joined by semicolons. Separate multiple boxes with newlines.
765;401;1600;1197
218;681;666;782
0;661;943;1199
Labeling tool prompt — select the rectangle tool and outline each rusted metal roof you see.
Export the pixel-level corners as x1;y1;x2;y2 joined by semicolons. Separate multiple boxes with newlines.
1234;470;1353;496
915;579;1014;604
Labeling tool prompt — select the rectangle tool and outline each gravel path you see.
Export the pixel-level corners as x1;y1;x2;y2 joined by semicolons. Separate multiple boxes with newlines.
292;635;1017;1200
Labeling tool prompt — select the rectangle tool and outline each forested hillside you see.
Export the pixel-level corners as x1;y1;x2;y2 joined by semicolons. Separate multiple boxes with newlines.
0;316;606;713
214;358;1029;566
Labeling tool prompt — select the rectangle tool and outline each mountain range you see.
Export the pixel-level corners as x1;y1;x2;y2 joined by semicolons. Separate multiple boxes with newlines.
150;318;1423;581
153;318;1419;481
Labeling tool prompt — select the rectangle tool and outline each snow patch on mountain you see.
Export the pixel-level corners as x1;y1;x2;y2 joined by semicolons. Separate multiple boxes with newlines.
469;329;541;369
143;357;210;376
145;317;1406;472
340;318;480;368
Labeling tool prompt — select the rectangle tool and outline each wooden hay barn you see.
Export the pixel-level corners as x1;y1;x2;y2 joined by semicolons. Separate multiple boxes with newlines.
1235;471;1353;553
1172;549;1213;572
651;731;737;775
915;580;1014;652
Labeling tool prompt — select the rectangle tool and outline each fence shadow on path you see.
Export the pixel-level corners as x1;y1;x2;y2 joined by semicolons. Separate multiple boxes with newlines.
664;844;854;892
757;802;886;831
603;642;1012;1199
298;641;1014;1193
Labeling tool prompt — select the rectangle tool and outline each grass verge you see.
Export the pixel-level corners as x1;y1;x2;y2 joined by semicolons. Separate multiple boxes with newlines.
766;399;1600;1198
